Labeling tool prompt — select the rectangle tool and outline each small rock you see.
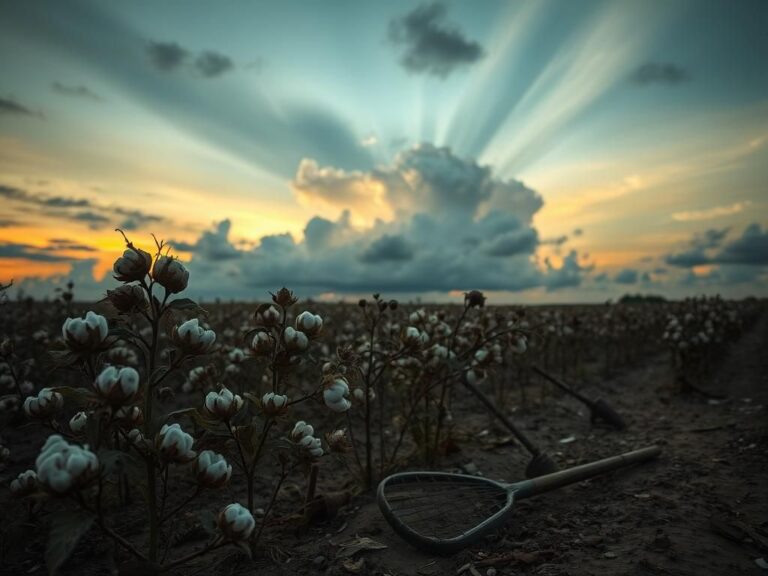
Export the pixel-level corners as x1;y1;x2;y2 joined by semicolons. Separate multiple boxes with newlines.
253;507;265;518
462;462;479;475
603;552;617;559
313;555;327;569
486;569;497;576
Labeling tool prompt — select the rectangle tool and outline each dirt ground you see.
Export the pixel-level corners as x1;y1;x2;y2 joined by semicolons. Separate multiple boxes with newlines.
2;310;767;576
283;311;768;576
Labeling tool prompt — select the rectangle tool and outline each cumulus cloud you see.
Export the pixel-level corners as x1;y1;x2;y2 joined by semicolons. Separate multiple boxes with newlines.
389;2;484;78
614;268;638;284
173;145;586;297
360;234;414;263
631;62;689;86
666;224;768;268
51;82;103;101
293;144;542;224
542;251;592;291
716;223;768;265
9;145;594;300
194;51;234;78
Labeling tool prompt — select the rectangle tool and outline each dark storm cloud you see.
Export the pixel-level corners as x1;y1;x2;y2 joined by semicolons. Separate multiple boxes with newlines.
73;211;110;228
160;145;590;297
716;223;768;265
0;96;41;117
360;234;414;263
0;242;75;262
666;223;768;271
631;62;689;86
147;41;189;71
665;247;709;268
0;184;91;208
542;251;592;291
389;2;484;78
195;51;234;78
51;82;103;101
0;183;166;230
614;268;638;284
47;238;97;252
484;229;538;257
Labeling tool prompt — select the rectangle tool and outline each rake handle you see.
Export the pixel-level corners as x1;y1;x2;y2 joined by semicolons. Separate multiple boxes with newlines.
531;365;593;406
514;445;661;498
461;374;540;455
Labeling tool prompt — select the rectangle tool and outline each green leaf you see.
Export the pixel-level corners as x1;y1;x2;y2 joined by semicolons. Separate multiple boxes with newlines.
46;509;96;575
107;327;138;341
190;410;226;433
198;509;218;536
49;386;96;408
48;350;81;369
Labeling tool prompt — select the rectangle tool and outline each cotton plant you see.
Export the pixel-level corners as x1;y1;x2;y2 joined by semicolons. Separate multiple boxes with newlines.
331;291;533;486
10;231;262;573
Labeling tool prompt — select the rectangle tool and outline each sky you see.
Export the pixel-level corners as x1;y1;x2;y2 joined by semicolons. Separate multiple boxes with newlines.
0;0;767;303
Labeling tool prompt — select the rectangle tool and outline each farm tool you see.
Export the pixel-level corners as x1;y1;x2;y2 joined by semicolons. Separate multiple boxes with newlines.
461;372;558;478
531;365;627;430
378;445;661;554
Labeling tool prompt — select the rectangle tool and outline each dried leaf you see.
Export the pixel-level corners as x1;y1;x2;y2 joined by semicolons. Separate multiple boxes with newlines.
336;536;387;558
342;557;365;573
46;510;95;575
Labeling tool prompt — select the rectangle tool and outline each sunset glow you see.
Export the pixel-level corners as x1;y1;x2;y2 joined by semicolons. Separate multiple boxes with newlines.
1;0;766;302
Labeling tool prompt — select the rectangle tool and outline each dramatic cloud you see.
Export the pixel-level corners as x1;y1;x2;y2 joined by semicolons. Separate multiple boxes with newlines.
293;144;543;223
389;2;484;78
194;51;234;78
147;41;188;71
51;82;103;101
542;251;592;291
716;223;768;265
46;238;97;252
0;96;40;117
117;145;588;299
0;183;165;230
360;234;414;263
0;242;75;262
666;223;768;271
631;62;689;86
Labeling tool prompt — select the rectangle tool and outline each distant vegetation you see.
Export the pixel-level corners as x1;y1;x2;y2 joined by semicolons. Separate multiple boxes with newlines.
618;293;668;304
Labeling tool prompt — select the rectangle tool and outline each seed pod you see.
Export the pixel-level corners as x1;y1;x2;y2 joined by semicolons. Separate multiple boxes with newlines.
172;318;216;355
113;247;152;282
152;255;189;293
218;503;255;541
61;311;109;353
156;423;196;463
204;387;244;421
195;450;232;489
23;388;64;420
35;435;99;495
